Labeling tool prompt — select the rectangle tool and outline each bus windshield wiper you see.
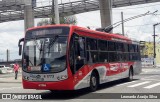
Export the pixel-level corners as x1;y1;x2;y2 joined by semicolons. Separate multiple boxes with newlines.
47;35;59;49
47;35;59;55
29;59;34;66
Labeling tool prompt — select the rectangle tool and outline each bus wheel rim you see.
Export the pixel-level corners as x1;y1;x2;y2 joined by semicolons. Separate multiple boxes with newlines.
92;77;96;86
130;70;133;80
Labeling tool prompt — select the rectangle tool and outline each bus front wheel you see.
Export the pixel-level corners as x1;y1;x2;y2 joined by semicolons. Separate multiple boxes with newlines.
89;71;99;92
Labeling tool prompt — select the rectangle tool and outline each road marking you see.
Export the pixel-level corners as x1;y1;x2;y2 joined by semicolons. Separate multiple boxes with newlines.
128;81;151;87
141;75;159;80
142;69;160;73
144;82;160;89
141;79;160;81
116;81;137;86
0;87;22;91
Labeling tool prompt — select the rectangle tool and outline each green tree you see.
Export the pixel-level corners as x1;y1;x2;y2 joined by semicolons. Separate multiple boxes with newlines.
37;15;77;26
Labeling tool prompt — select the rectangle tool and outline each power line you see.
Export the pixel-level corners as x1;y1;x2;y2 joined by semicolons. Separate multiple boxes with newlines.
125;24;154;27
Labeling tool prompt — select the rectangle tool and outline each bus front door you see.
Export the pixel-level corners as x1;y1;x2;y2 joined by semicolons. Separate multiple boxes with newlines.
72;34;88;87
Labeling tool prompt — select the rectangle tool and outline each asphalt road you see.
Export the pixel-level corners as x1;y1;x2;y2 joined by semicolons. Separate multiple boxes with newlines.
0;67;160;102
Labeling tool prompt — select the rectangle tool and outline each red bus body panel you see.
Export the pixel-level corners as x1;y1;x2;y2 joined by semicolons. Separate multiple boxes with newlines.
23;77;74;90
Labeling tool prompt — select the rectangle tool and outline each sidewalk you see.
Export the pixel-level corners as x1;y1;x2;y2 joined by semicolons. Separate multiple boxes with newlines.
0;75;22;83
142;66;160;69
142;64;160;68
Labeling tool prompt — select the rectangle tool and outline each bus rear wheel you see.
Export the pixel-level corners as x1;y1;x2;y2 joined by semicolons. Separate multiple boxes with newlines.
89;72;99;92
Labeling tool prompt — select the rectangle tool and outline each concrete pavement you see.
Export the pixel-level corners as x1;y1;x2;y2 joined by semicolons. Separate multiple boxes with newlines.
0;67;159;83
0;67;160;102
0;75;22;83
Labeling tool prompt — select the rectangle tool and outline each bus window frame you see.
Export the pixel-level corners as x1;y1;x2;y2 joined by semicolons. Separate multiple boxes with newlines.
86;37;99;64
98;39;108;63
69;32;141;73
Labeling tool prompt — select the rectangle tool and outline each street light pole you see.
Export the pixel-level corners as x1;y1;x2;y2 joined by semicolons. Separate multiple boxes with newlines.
153;23;160;67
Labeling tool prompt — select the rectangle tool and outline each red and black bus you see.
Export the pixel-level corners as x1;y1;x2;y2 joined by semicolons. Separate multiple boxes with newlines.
18;25;142;91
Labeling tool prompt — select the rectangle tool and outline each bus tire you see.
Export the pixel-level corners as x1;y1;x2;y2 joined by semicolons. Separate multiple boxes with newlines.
89;71;99;92
126;68;133;82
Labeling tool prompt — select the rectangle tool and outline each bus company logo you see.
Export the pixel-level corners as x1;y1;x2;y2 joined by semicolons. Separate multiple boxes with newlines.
2;94;11;99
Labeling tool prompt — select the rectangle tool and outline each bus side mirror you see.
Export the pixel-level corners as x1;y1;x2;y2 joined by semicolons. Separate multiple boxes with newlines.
18;38;24;56
19;45;22;55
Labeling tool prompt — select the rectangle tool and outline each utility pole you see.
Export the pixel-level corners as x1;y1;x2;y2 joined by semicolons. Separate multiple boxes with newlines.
121;12;124;36
54;0;60;24
153;23;160;67
6;49;9;62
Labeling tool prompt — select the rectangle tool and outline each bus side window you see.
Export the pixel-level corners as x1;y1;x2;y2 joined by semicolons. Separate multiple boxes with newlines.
108;41;115;51
86;38;98;63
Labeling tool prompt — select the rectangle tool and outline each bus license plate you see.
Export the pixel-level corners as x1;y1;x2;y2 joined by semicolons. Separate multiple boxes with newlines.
32;78;44;81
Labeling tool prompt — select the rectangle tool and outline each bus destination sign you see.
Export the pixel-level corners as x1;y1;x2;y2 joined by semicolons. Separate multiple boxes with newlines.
25;27;70;39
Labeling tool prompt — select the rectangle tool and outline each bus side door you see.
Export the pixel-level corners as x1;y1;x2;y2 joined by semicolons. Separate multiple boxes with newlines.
74;36;86;72
70;34;88;85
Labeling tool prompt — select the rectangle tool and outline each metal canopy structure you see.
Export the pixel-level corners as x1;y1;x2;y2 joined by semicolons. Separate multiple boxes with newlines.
112;0;160;8
0;0;159;23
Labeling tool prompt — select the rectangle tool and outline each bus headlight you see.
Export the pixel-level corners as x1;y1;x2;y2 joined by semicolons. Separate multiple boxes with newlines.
23;76;29;80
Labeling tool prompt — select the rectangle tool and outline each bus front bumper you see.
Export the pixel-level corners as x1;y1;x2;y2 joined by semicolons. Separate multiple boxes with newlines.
22;78;74;90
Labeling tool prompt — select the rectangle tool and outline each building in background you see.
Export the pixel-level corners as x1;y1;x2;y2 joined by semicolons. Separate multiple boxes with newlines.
143;42;154;58
140;41;160;66
156;43;160;65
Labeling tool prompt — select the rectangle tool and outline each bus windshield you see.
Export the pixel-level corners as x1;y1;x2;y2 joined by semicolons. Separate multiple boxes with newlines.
23;36;68;73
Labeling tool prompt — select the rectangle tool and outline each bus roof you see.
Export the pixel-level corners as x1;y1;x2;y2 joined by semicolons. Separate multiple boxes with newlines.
27;24;137;43
71;25;132;42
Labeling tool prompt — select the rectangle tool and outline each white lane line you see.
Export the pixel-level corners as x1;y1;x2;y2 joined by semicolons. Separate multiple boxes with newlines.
0;87;22;91
141;75;159;80
128;81;151;87
144;82;160;89
141;79;160;81
116;81;137;86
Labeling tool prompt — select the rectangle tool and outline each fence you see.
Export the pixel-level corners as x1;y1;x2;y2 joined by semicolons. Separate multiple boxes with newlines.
141;58;154;67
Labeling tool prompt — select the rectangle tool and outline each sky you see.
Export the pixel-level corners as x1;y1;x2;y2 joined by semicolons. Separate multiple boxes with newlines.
1;0;160;60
